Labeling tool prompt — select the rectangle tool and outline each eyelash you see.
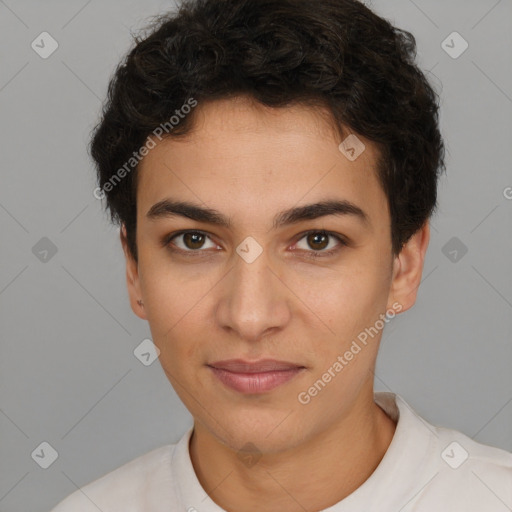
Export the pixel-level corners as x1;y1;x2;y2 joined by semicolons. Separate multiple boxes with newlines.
162;229;348;260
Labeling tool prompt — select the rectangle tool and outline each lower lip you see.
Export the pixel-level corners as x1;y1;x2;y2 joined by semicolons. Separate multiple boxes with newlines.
209;366;304;393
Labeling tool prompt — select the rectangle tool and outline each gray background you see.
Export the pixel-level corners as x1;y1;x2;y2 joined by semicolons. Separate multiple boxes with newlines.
0;0;511;511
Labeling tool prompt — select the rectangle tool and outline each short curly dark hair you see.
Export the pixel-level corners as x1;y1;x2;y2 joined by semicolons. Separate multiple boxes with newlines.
90;0;445;262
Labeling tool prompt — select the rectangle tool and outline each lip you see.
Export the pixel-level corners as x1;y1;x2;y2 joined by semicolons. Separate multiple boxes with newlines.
208;358;304;373
207;359;305;394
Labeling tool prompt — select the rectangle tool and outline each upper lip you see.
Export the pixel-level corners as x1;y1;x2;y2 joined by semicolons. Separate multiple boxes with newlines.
208;359;304;373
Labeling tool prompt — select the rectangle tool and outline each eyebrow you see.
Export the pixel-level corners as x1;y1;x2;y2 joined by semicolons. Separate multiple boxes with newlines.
146;198;370;229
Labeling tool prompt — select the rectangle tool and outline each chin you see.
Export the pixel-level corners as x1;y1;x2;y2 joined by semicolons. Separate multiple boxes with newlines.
203;408;310;455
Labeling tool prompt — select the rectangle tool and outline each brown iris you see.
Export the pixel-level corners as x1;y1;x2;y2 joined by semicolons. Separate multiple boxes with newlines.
307;232;329;251
183;232;206;249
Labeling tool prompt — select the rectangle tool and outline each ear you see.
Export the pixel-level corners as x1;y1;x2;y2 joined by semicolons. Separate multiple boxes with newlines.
120;224;147;320
386;221;430;314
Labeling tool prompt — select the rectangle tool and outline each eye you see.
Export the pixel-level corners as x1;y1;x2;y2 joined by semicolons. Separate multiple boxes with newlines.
292;230;347;259
164;230;220;255
163;229;348;259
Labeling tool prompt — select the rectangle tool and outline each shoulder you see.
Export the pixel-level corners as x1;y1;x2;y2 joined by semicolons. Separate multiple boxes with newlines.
420;427;512;511
50;444;175;512
394;394;512;511
435;424;512;483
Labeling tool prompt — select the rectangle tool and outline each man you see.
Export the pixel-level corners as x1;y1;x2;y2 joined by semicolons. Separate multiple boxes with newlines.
52;0;512;510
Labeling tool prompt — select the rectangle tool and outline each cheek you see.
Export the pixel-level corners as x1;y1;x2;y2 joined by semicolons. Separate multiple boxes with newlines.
137;285;201;372
138;256;212;333
308;262;392;368
325;264;389;327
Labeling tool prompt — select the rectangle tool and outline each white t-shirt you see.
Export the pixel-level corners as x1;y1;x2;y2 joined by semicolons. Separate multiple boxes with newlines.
50;392;512;511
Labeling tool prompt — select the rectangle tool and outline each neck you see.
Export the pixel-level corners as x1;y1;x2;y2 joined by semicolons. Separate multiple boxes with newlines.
189;388;396;512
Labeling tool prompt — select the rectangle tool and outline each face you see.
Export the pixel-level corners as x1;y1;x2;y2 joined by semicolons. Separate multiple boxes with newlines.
122;96;427;453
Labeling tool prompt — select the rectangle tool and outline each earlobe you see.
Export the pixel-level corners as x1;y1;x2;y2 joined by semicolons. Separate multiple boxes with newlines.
120;224;147;320
386;221;430;314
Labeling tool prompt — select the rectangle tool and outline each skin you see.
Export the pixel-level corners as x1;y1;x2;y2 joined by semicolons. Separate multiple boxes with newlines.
120;95;430;512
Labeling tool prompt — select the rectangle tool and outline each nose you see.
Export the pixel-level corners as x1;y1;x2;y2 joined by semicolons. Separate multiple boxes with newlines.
215;248;291;342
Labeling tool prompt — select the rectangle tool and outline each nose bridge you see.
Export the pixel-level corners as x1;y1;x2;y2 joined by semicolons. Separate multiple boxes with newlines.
234;248;274;299
216;245;289;340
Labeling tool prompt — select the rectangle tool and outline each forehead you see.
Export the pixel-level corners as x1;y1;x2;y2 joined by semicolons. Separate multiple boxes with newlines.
136;97;387;226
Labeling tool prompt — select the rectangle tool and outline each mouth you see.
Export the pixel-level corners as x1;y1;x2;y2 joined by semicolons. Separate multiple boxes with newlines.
207;359;306;394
